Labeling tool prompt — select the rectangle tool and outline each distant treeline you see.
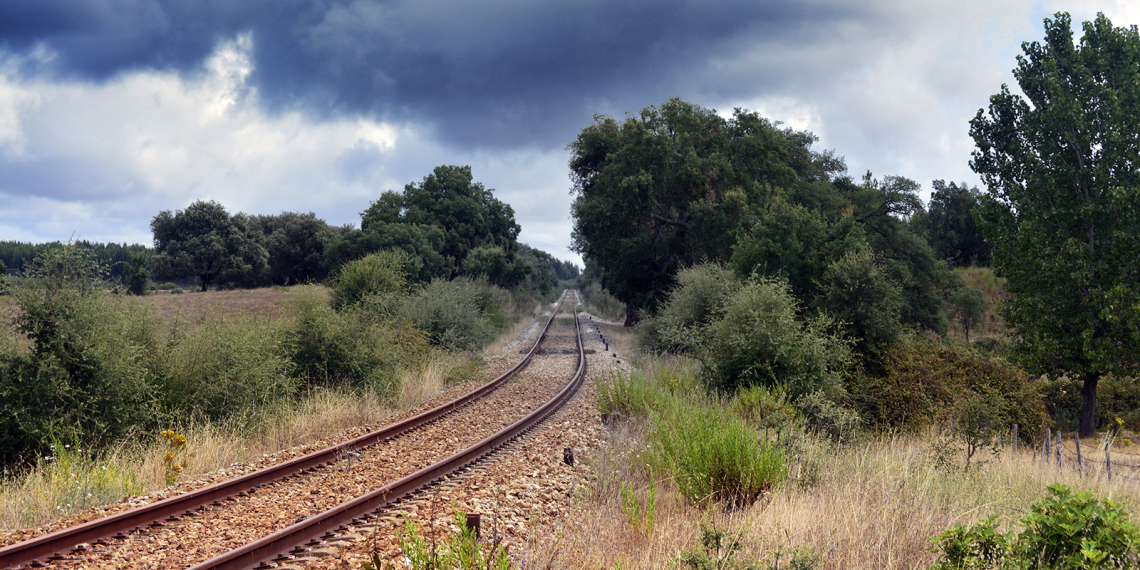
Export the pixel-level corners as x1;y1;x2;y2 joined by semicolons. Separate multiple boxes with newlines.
2;165;580;297
0;240;151;279
147;166;578;295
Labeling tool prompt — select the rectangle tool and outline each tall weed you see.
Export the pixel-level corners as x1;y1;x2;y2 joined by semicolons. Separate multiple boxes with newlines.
644;399;786;508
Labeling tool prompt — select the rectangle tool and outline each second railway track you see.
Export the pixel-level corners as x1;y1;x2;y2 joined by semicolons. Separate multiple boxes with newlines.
2;290;588;570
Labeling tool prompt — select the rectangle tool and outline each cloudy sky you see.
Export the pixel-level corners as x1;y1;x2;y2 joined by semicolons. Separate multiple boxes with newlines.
1;0;1138;265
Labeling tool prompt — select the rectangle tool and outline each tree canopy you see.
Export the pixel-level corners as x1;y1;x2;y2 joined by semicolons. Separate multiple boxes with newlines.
570;97;957;339
329;165;572;295
910;180;991;267
151;201;268;291
970;12;1140;435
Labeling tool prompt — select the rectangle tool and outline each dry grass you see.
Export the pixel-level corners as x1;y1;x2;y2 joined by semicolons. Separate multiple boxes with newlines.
525;428;1140;570
520;325;1140;570
133;287;310;326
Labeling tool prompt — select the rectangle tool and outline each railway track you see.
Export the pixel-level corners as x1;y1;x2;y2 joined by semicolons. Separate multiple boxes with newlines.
1;290;588;569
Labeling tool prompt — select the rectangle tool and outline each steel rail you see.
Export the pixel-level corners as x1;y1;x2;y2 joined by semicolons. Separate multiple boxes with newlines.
0;291;572;569
191;297;587;570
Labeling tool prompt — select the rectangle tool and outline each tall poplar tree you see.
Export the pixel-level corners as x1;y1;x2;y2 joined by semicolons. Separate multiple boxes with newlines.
970;13;1140;436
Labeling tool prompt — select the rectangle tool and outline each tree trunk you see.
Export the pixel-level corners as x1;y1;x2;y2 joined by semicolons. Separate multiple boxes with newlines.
1080;372;1100;437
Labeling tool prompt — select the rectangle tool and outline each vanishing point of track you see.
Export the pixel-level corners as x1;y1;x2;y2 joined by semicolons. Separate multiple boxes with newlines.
1;290;588;569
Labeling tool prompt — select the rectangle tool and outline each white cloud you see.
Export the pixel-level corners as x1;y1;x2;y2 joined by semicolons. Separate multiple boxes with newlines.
0;34;404;242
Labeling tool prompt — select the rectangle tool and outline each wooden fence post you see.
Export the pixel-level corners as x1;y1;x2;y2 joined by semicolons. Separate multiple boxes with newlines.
1055;434;1062;470
1013;424;1018;455
1043;428;1052;470
1075;433;1083;478
1107;442;1113;481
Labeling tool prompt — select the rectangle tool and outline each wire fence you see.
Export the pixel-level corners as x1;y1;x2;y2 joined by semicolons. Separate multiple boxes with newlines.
1025;425;1140;482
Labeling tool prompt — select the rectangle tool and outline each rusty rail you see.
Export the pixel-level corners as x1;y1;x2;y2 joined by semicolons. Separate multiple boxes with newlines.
192;297;587;570
0;291;573;569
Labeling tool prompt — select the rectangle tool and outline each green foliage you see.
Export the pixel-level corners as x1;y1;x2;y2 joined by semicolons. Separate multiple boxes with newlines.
620;477;656;534
644;397;786;508
970;12;1140;435
731;384;799;434
677;523;757;570
928;515;1012;570
813;249;903;352
124;252;150;296
910;180;992;268
1039;374;1140;432
730;199;864;301
929;485;1140;569
0;240;151;281
948;287;988;343
637;263;740;354
156;316;296;423
852;336;1046;435
329;249;411;310
794;390;862;442
398;278;510;351
460;245;526;289
255;211;341;285
0;244;158;462
151;200;268;291
685;276;851;399
324;222;452;283
941;391;1010;470
569;98;835;320
394;509;511;570
283;286;428;394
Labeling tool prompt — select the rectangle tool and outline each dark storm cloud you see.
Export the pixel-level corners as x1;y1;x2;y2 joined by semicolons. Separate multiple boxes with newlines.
1;0;875;148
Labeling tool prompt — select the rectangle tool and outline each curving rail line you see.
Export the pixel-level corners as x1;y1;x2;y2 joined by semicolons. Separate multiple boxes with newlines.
1;291;584;569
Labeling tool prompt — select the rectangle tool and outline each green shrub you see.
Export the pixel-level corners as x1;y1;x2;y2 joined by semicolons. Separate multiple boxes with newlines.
1040;374;1140;432
393;508;511;570
329;249;411;310
157;315;296;423
852;335;1046;435
731;384;798;433
283;286;428;395
813;249;903;352
156;282;180;290
644;398;786;508
398;278;509;351
124;252;150;296
689;277;851;398
638;263;740;354
0;245;158;462
929;484;1140;569
578;282;625;322
795;390;861;441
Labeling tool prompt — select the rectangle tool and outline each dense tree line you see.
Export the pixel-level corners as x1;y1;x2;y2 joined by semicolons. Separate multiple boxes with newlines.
147;166;576;295
570;98;961;341
325;164;574;297
0;240;151;280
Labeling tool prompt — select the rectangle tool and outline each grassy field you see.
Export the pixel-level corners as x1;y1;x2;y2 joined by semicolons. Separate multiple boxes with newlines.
133;286;309;324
